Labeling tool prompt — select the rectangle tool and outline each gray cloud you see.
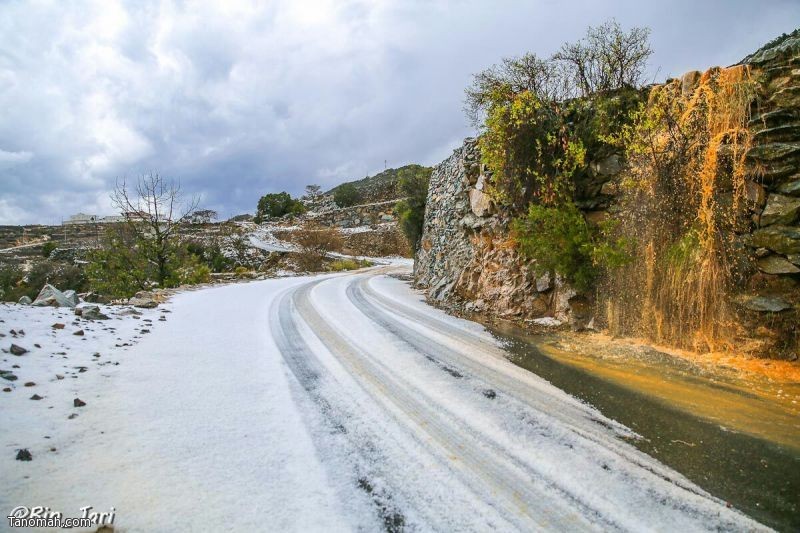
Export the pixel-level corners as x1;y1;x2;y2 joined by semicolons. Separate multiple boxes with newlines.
1;0;798;224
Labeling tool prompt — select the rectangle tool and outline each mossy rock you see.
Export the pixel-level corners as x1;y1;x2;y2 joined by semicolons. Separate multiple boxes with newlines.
745;142;800;162
750;225;800;254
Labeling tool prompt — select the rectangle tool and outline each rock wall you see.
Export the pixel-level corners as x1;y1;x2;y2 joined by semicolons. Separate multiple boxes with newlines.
415;32;800;357
308;199;402;228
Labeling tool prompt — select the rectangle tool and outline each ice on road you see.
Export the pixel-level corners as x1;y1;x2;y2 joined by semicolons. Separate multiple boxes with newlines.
1;264;768;532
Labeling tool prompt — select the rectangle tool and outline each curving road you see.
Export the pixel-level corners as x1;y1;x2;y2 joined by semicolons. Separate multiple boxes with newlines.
268;264;765;532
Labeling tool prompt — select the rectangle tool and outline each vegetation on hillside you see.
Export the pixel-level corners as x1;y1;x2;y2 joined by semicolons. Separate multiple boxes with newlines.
254;192;306;223
333;183;362;208
467;20;650;290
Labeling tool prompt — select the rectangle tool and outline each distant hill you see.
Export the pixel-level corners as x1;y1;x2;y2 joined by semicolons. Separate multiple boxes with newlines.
326;164;432;204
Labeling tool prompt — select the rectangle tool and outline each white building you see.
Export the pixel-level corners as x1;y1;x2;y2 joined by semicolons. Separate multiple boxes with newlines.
63;212;98;225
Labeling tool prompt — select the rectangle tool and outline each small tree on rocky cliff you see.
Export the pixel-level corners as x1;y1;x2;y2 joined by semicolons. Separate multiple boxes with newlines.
304;184;323;204
110;173;199;287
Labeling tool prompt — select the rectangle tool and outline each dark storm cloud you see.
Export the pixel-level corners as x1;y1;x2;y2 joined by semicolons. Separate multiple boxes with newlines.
0;0;798;224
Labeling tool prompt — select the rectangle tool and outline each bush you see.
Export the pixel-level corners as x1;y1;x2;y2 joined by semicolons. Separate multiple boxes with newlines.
513;203;630;293
41;240;57;258
254;192;306;223
294;224;343;271
480;90;585;209
395;166;431;250
328;258;372;272
333;183;362;208
186;241;234;272
86;224;216;298
0;265;23;301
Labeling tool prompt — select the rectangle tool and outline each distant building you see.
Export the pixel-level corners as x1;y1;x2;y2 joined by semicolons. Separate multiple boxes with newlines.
63;212;98;225
62;213;127;225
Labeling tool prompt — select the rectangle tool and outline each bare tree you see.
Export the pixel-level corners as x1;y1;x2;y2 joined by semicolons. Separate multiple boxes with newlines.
465;20;652;126
553;20;652;97
465;52;567;126
111;173;199;286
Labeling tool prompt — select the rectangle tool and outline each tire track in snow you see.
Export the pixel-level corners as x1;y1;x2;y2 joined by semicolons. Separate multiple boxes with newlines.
350;275;713;496
272;269;770;532
292;278;608;532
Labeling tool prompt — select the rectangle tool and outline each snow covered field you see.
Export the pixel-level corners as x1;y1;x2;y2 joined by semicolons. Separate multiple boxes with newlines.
1;264;768;532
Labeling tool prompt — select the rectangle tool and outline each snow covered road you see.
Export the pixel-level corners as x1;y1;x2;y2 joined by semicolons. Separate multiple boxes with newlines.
1;264;768;531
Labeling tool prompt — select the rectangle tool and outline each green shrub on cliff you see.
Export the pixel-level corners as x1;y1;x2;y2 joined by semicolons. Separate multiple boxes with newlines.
395;166;432;250
480;90;585;209
513;204;631;292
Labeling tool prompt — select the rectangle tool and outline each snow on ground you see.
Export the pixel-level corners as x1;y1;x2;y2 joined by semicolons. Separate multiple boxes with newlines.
0;266;770;532
247;224;296;252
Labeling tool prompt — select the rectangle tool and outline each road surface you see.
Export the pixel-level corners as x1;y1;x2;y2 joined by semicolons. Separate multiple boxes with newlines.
1;264;767;531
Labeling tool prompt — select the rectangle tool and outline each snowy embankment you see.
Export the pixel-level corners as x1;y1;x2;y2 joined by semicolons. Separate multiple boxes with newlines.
1;265;769;532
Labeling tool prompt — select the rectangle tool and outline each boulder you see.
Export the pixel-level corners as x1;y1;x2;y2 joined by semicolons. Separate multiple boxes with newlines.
745;142;800;162
757;255;800;274
590;154;623;177
17;296;32;305
468;188;492;217
62;290;79;306
128;296;159;309
680;70;702;96
760;194;800;226
32;284;76;308
734;295;793;313
77;305;109;320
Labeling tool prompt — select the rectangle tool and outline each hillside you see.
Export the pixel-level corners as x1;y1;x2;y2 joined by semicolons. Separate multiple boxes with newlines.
325;164;432;204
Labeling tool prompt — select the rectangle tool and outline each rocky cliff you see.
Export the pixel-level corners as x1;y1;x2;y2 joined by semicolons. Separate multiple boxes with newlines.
415;31;800;359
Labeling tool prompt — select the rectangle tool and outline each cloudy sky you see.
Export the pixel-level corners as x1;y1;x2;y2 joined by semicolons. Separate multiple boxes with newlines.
0;0;798;224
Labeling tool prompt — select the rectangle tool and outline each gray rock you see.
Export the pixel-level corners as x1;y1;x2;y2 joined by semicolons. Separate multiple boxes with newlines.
17;296;32;305
788;254;800;266
590;154;623;177
128;297;158;309
777;178;800;196
16;449;32;461
77;305;109;320
62;290;79;306
469;187;492;217
680;70;702;96
9;344;28;356
535;273;552;293
760;194;800;226
757;255;800;274
31;284;76;308
735;295;793;313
